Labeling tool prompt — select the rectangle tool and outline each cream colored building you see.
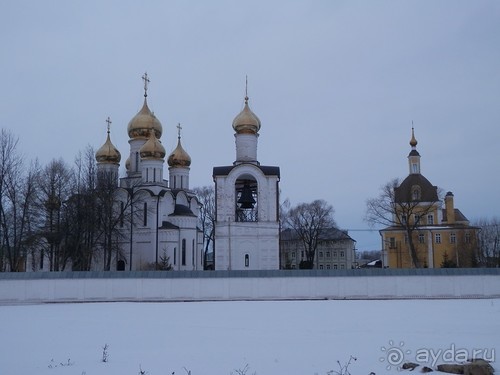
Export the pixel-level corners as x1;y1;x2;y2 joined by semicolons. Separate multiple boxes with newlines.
380;130;478;268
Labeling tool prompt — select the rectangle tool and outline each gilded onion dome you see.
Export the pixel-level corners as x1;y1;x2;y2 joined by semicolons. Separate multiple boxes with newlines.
410;127;418;148
95;126;121;165
232;96;261;135
140;129;166;160
168;135;191;168
127;98;163;139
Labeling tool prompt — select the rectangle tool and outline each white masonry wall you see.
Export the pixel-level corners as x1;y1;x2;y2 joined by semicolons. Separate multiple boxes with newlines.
1;272;499;304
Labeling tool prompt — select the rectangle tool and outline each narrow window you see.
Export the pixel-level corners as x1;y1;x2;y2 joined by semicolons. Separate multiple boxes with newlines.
435;233;441;244
340;251;345;258
174;176;177;188
153;168;156;182
414;214;420;225
427;214;434;225
340;264;345;269
326;264;331;270
333;264;338;269
404;234;408;244
389;237;396;249
173;247;176;265
192;239;195;265
450;233;456;244
326;251;331;258
401;215;407;225
319;264;324;270
465;232;471;244
245;254;249;267
291;252;296;259
182;239;186;265
419;233;425;244
135;152;139;172
319;251;323;258
301;251;304;258
143;202;147;226
146;168;149;181
120;202;124;227
333;251;337;257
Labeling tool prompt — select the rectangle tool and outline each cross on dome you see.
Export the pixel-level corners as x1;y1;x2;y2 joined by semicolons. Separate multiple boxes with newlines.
177;123;182;139
106;116;112;134
142;72;150;97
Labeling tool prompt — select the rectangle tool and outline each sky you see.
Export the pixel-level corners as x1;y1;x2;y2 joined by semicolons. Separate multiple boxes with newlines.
1;1;499;251
0;299;498;374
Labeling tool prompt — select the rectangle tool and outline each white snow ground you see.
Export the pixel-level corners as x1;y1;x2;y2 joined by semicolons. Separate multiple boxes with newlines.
0;299;498;375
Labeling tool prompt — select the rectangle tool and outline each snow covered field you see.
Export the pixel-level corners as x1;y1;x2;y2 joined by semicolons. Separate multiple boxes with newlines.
0;299;498;375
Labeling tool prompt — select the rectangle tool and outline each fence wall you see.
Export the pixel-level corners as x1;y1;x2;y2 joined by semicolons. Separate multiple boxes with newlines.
1;269;499;304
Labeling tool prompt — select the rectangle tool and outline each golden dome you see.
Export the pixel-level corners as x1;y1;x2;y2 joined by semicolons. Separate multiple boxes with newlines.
168;136;191;168
127;98;163;139
95;131;121;165
410;127;418;148
232;96;261;135
140;129;166;160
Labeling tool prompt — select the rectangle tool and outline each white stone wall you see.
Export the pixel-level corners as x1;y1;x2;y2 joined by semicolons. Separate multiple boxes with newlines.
1;273;499;304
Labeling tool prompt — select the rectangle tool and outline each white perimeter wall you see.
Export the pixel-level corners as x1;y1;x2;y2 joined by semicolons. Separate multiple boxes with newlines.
1;272;500;304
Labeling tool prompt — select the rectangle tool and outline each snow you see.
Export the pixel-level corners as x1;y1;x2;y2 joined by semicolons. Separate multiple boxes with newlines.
0;299;498;375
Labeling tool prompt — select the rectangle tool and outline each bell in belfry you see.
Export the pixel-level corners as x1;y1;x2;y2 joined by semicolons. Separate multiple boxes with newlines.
238;183;256;209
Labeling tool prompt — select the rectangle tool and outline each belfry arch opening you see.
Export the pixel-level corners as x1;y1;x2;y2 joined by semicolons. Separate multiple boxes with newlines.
235;176;258;222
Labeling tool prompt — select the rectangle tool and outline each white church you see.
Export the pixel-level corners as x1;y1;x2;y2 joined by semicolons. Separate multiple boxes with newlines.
95;74;280;271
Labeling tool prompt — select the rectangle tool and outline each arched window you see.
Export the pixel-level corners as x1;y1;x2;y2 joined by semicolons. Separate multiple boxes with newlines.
412;186;421;201
235;177;258;222
245;254;249;268
143;202;147;226
135;152;139;172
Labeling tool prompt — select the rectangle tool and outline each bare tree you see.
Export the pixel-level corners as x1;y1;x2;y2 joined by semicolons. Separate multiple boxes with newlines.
474;217;500;267
37;158;73;271
193;185;215;269
365;178;441;268
285;199;336;268
0;130;40;271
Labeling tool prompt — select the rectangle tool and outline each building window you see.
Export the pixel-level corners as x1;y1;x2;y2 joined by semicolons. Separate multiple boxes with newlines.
427;214;434;225
340;251;345;258
465;232;471;244
418;233;425;244
412;163;419;173
245;254;249;267
319;264;323;270
301;251;304;259
326;251;331;258
319;251;323;258
404;234;408;244
181;239;186;265
450;233;456;244
340;264;345;269
333;251;337;257
389;237;396;249
192;239;195;265
333;264;338;269
173;247;176;265
412;186;421;200
291;252;296;259
414;214;421;225
120;202;124;227
326;264;331;270
435;233;441;244
143;202;147;226
401;215;407;225
135;152;139;172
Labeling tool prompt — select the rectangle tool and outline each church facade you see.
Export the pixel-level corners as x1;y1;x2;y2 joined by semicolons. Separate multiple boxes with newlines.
213;94;281;270
380;129;479;268
95;74;203;271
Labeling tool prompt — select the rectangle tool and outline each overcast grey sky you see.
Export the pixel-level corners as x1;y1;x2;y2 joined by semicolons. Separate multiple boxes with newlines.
1;1;499;251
